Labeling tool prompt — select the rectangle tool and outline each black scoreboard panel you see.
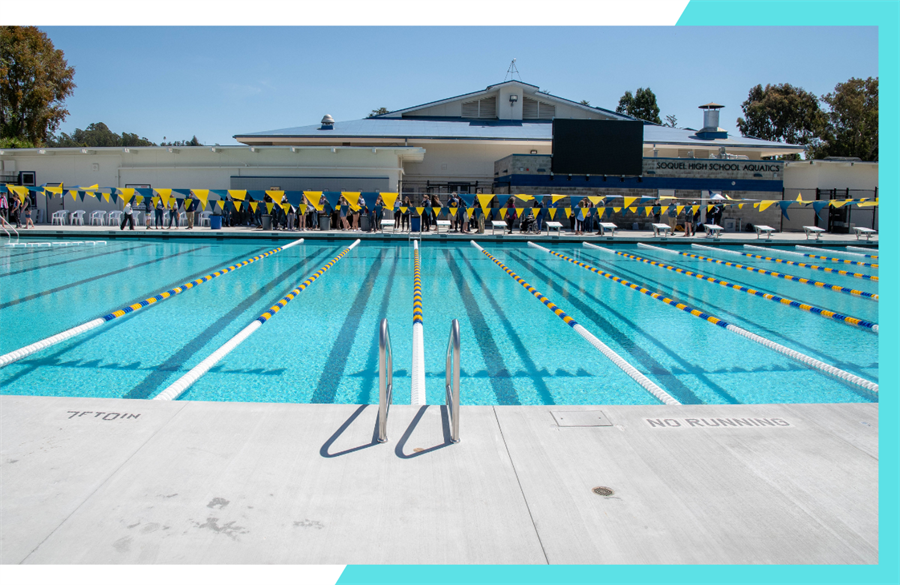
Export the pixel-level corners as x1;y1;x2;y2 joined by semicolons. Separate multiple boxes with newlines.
551;119;644;176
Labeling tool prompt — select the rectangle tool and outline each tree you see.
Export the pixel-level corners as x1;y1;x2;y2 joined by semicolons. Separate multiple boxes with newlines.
664;114;678;128
48;122;156;147
579;100;591;106
736;83;825;160
0;26;76;147
0;136;34;148
807;77;878;161
615;88;661;124
368;107;389;118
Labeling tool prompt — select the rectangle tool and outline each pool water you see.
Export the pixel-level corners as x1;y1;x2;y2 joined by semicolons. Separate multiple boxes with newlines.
0;239;878;405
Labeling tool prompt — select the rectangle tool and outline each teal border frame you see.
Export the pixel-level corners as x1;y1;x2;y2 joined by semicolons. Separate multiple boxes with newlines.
337;2;899;583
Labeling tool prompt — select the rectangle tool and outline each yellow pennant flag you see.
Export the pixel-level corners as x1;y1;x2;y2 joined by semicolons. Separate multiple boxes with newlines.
513;193;534;202
646;206;654;217
249;201;259;213
233;200;242;211
613;207;622;213
468;207;475;219
564;208;573;218
135;195;144;206
69;189;79;201
477;194;495;209
228;190;247;201
623;197;638;209
627;207;637;213
551;195;567;205
499;208;508;219
154;188;171;207
587;196;604;206
216;200;225;210
380;192;399;209
299;204;307;215
676;205;685;215
830;199;849;208
753;202;760;209
347;200;361;211
707;204;714;213
342;191;361;208
82;184;99;191
433;207;442;217
119;188;135;206
85;191;97;198
43;185;63;197
103;192;111;203
266;190;284;204
399;206;408;214
548;208;557;219
415;207;425;217
265;202;274;214
192;189;210;209
304;191;323;211
758;200;776;212
281;203;291;214
739;203;745;209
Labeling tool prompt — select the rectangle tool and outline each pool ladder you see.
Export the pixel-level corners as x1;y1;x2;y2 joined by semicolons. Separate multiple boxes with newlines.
377;318;461;443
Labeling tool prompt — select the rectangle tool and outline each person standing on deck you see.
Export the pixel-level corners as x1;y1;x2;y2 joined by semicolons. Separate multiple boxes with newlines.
120;201;135;230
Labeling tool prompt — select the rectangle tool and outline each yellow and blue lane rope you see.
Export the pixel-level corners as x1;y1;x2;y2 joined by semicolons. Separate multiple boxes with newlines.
478;248;579;329
597;249;877;332
413;247;423;324
737;250;877;282
546;249;732;329
791;250;877;268
103;244;293;321
671;250;877;301
255;247;352;324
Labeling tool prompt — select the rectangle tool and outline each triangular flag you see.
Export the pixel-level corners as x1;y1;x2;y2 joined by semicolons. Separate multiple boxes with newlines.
646;206;654;217
380;192;399;209
676;205;685;215
266;190;284;204
192;189;210;210
228;190;247;201
587;196;604;206
738;203;745;209
85;191;97;198
830;199;849;208
707;205;714;213
249;201;259;213
812;201;829;217
135;195;144;206
623;197;638;209
513;193;534;202
627;207;637;213
548;208;558;219
233;200;242;211
477;194;495;209
613;207;622;213
758;201;776;212
43;185;63;197
154;188;171;208
415;207;425;217
68;189;78;201
265;202;274;214
103;192;111;203
499;208;508;219
468;208;475;219
304;191;324;211
216;200;225;210
399;207;408;214
433;207;442;217
299;203;307;215
564;208;573;218
119;188;135;206
777;200;792;219
342;192;361;208
282;203;291;214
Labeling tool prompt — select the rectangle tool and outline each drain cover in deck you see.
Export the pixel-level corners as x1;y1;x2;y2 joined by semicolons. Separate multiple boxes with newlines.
551;410;612;427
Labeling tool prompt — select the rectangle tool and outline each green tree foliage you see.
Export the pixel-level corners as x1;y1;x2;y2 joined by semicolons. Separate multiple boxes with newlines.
161;135;201;146
48;122;156;147
736;83;824;160
615;88;661;124
664;114;678;128
579;100;591;106
0;26;76;146
808;77;878;161
0;136;34;148
368;107;389;118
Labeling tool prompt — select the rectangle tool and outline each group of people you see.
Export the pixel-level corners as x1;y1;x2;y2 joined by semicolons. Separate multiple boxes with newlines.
0;193;36;229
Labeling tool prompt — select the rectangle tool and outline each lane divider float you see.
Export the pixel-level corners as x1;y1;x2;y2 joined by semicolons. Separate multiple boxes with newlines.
646;243;877;301
845;246;877;258
154;240;360;401
0;238;306;368
744;245;877;275
715;245;876;282
472;240;680;405
794;245;877;266
411;240;426;405
534;243;877;393
582;243;877;333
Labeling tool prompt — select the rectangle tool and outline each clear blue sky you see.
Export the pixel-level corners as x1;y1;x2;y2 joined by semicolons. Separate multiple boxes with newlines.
41;26;878;146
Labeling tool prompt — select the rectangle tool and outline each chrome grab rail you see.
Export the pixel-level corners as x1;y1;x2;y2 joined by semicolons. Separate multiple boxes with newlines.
0;215;18;244
445;319;461;443
377;318;393;443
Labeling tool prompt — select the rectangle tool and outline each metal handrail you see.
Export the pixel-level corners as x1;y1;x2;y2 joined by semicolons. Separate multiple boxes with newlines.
377;318;393;443
0;215;18;244
445;319;461;443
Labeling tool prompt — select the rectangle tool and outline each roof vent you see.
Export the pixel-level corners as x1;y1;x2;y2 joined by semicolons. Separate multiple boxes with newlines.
695;103;727;140
320;115;335;130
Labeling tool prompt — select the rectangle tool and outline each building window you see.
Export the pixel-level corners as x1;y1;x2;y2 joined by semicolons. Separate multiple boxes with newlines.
462;96;497;119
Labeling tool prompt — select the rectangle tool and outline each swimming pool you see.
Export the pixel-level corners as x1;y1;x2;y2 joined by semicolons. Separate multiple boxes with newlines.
0;238;878;405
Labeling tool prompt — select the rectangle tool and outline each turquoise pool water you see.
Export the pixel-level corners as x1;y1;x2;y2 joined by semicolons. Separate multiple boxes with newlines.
0;238;878;405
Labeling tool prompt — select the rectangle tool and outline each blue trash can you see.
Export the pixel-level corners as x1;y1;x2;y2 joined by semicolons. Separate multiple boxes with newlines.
411;215;421;232
210;215;223;230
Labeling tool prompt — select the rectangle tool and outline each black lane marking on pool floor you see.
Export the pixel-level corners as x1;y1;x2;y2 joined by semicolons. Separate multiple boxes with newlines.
0;243;152;277
512;250;718;405
459;250;556;405
0;245;211;311
0;245;275;388
127;248;331;400
0;241;131;265
443;250;521;406
310;250;387;404
352;248;400;404
578;250;878;392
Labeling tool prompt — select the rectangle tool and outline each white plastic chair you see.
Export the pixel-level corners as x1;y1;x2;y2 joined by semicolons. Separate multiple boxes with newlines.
90;210;107;225
51;210;68;225
199;211;212;226
70;210;85;226
178;211;187;226
107;211;123;225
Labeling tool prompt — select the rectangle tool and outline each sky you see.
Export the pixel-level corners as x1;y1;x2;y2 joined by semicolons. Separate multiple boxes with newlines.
40;26;878;146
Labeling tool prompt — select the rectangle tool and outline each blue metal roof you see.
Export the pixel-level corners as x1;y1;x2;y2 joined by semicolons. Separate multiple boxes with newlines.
235;117;801;150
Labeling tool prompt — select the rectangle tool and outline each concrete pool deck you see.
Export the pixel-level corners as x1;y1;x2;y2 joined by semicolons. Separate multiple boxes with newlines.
0;396;878;565
2;223;879;247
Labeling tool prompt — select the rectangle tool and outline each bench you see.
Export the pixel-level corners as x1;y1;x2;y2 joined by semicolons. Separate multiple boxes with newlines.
491;220;508;235
802;226;826;241
754;225;776;239
852;226;877;241
598;222;618;237
703;224;724;239
545;221;563;235
436;220;451;233
651;223;672;237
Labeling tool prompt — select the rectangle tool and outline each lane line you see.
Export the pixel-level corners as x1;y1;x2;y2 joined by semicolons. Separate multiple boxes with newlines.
411;240;426;405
